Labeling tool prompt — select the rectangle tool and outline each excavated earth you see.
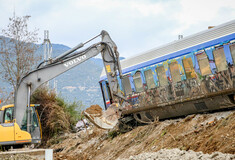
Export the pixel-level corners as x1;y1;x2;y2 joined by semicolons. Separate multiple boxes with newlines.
84;105;103;115
51;109;235;160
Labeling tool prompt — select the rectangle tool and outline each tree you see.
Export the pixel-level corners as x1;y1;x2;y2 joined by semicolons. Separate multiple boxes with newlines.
0;15;40;102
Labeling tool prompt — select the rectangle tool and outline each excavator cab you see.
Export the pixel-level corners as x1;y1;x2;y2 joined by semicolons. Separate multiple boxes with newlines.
0;104;41;146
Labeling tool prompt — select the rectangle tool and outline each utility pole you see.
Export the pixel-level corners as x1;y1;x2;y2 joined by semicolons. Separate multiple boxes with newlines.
43;30;52;63
42;30;57;93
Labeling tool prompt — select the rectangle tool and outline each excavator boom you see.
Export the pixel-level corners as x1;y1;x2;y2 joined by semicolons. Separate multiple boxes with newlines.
13;30;123;142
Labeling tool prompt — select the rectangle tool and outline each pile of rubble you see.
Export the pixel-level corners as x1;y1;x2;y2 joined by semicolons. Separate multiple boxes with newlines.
51;110;235;160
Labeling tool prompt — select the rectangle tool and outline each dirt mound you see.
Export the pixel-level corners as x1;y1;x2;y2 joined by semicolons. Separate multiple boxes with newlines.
85;105;103;115
51;110;235;160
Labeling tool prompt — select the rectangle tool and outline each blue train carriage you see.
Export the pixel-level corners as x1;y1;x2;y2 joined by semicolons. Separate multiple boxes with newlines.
99;20;235;123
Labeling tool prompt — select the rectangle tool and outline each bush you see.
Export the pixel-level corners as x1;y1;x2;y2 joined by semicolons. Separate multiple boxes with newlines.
31;87;84;146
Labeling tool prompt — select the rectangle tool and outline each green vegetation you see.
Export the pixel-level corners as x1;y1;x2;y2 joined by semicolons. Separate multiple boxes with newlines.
161;130;167;137
56;97;84;126
108;130;120;139
31;87;84;146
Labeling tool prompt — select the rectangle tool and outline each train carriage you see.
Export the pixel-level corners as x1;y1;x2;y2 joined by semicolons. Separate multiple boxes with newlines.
99;20;235;124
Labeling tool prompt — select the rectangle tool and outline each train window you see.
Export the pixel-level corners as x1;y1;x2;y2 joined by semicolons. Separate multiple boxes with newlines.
106;81;111;99
144;69;156;89
106;82;112;100
122;76;132;95
197;52;212;76
182;58;197;79
156;66;168;86
213;47;227;72
169;61;181;82
103;83;108;100
229;43;235;64
133;72;144;92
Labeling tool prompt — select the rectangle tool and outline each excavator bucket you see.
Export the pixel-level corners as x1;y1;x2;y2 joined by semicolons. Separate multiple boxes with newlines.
83;105;120;130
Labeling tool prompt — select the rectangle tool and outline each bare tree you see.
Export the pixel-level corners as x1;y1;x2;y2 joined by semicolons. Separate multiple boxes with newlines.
0;15;41;100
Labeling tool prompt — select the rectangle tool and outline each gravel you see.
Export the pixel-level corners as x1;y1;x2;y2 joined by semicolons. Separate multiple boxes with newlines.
118;148;235;160
0;154;38;160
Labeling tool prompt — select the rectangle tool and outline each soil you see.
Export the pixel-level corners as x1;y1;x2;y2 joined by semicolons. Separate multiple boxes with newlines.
51;110;235;160
85;105;103;115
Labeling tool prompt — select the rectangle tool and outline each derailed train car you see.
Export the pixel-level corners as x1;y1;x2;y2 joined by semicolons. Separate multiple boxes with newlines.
99;20;235;124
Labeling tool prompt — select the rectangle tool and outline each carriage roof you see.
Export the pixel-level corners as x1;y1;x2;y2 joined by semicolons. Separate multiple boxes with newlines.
100;20;235;81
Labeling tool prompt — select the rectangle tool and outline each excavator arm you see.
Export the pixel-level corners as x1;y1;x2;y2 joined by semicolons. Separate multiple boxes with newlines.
14;31;123;137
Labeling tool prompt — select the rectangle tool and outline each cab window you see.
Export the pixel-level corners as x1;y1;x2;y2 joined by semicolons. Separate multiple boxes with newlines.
32;109;39;128
169;61;181;82
144;69;156;89
122;76;132;95
197;52;212;76
156;66;168;86
182;58;197;79
133;72;144;92
4;107;13;123
213;47;227;72
21;107;39;132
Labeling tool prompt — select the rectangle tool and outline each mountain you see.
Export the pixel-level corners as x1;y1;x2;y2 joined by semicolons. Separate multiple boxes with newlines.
37;43;105;108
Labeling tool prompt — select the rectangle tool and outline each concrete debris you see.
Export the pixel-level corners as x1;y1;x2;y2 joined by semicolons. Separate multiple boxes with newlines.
75;119;90;131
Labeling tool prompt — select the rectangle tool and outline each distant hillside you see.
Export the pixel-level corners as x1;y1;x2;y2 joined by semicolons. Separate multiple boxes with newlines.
37;43;105;108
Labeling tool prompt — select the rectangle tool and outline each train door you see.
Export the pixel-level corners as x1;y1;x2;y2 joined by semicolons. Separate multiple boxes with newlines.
100;81;112;109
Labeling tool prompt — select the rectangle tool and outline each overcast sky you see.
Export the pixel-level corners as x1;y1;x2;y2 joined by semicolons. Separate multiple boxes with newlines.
0;0;235;58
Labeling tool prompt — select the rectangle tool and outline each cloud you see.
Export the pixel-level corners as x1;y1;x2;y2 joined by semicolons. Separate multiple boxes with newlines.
24;0;167;57
75;0;164;17
0;0;235;58
172;0;235;35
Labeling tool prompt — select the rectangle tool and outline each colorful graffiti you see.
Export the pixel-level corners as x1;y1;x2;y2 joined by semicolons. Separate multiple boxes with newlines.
123;41;235;112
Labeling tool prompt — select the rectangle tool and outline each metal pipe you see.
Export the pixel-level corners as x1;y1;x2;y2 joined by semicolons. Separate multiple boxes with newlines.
83;33;101;45
53;33;101;62
27;84;31;133
53;43;84;62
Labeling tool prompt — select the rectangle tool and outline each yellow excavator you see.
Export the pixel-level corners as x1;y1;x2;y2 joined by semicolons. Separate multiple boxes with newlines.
0;30;124;147
0;104;41;146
